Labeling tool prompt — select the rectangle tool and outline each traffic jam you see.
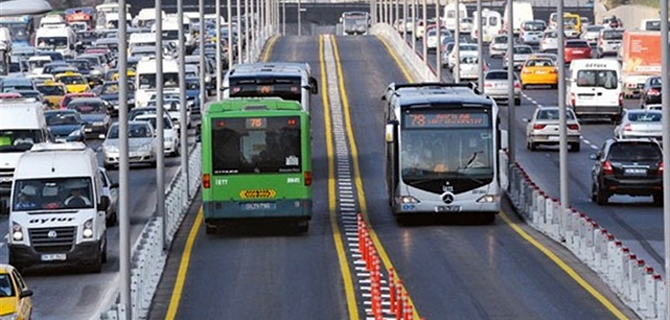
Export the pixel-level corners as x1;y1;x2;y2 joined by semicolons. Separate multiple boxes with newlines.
394;3;665;206
0;3;253;318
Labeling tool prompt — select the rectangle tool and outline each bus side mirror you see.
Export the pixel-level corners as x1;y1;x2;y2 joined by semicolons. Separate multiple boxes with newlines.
309;77;318;95
500;129;509;150
385;121;397;143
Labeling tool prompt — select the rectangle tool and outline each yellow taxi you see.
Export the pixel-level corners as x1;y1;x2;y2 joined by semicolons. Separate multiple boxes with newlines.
520;58;558;89
36;80;68;109
0;264;33;320
54;71;90;94
110;69;136;82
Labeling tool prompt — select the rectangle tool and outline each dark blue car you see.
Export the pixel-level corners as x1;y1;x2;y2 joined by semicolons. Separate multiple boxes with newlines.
185;76;201;114
44;110;87;142
95;81;136;116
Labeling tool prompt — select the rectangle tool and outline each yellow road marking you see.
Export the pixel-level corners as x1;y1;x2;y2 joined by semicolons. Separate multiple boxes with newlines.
499;211;630;320
374;35;416;83
164;209;203;320
261;36;279;62
377;34;628;319
331;36;421;320
321;35;360;320
165;36;280;319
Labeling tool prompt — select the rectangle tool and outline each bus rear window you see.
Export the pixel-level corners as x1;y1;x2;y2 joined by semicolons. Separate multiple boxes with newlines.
228;76;302;102
211;116;302;174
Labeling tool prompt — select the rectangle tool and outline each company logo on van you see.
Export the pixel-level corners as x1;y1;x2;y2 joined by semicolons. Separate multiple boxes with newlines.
29;217;75;224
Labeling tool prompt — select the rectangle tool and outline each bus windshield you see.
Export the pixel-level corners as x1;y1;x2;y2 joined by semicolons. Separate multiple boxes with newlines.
228;76;302;102
211;116;302;174
399;110;494;193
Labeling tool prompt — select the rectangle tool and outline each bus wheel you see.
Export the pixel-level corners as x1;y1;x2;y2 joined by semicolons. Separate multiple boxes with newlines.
205;224;218;235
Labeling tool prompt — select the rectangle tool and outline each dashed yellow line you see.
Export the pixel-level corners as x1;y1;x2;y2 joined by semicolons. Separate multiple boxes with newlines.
332;36;421;320
321;35;360;320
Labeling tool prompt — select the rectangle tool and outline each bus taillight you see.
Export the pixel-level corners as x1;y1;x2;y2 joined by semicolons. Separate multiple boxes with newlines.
203;173;211;188
304;171;312;186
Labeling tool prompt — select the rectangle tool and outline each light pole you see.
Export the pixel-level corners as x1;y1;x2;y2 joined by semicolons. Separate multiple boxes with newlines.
454;0;461;83
178;0;189;204
411;0;416;51
155;0;166;251
557;0;569;221
298;0;302;36
477;0;483;90
421;0;426;62
506;0;515;164
402;0;407;42
117;0;130;316
660;0;670;314
216;0;222;100
282;0;285;35
244;0;250;61
236;0;242;64
227;0;234;67
435;0;440;80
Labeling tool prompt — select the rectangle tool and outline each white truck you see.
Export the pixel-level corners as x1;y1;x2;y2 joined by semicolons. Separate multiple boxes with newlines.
8;142;109;272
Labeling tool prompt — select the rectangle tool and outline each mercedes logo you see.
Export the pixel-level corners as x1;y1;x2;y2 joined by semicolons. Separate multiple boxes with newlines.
47;230;58;239
442;193;454;204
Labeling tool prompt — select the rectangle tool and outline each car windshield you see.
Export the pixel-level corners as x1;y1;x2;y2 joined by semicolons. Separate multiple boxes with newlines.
515;46;533;54
536;109;576;120
608;143;661;162
0;129;42;152
58;75;86;85
485;71;514;80
37;37;68;48
587;26;604;32
101;84;119;94
524;21;546;31
602;30;623;40
36;85;65;96
627;112;661;122
566;41;589;48
138;116;172;129
526;59;554;67
68;101;105;114
12;177;94;211
46;112;80;125
108;123;152;139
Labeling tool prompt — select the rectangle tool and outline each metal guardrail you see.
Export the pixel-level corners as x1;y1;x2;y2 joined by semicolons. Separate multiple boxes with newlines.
100;24;274;320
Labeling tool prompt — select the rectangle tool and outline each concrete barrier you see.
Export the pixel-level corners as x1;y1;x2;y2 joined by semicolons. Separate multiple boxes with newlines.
369;23;439;82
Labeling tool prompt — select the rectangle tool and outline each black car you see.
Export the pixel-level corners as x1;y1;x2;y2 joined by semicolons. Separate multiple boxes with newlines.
590;138;663;206
66;97;112;138
44;110;87;142
95;81;136;116
639;76;662;107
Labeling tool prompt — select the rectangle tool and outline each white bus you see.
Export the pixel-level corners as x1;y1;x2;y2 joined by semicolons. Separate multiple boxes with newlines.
443;2;467;32
471;9;502;43
382;82;507;222
134;57;180;108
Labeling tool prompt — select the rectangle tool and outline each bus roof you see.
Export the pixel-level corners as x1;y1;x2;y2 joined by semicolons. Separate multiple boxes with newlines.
206;98;303;113
230;62;311;75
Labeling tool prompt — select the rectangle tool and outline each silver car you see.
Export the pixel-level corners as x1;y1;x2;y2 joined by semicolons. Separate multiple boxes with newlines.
503;45;534;70
525;106;581;152
597;28;624;58
581;25;604;46
99;167;118;226
134;113;181;157
483;69;521;106
101;121;158;169
613;110;663;140
488;35;509;58
539;30;558;53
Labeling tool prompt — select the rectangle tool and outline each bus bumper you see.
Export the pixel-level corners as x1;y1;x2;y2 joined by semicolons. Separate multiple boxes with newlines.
203;199;313;220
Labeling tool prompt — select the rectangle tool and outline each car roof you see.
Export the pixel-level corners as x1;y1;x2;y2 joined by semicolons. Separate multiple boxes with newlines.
68;97;105;103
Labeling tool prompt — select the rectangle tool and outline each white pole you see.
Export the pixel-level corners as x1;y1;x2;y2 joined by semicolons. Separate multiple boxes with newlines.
454;0;460;82
477;0;483;90
245;0;250;61
216;0;222;100
506;0;515;164
660;0;670;314
557;0;569;219
421;0;426;62
178;0;189;200
227;0;234;67
236;0;243;64
155;0;166;250
117;0;130;315
435;0;441;80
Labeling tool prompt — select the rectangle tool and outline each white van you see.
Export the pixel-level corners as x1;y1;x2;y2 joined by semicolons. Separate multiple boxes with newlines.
471;9;502;43
135;57;180;107
567;59;623;123
0;102;51;210
153;16;195;49
105;12;132;29
35;27;77;58
503;1;533;34
134;8;166;28
442;2;467;32
8;142;108;272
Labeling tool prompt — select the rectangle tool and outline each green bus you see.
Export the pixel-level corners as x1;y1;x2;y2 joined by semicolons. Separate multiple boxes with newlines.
200;98;312;233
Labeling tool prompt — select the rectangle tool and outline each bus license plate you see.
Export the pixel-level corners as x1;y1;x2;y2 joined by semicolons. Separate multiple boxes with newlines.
436;205;461;212
242;202;277;211
41;253;66;261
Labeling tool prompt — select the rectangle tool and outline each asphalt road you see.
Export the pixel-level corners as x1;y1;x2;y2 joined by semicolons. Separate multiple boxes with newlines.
148;34;636;320
408;33;666;274
0;127;195;319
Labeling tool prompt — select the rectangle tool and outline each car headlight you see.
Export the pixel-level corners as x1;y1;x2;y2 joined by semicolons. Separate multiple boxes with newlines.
11;222;23;242
83;218;94;238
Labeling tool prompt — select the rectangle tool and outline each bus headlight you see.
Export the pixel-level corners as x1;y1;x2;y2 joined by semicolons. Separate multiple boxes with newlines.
12;222;23;242
476;195;497;203
83;219;94;238
398;196;420;204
